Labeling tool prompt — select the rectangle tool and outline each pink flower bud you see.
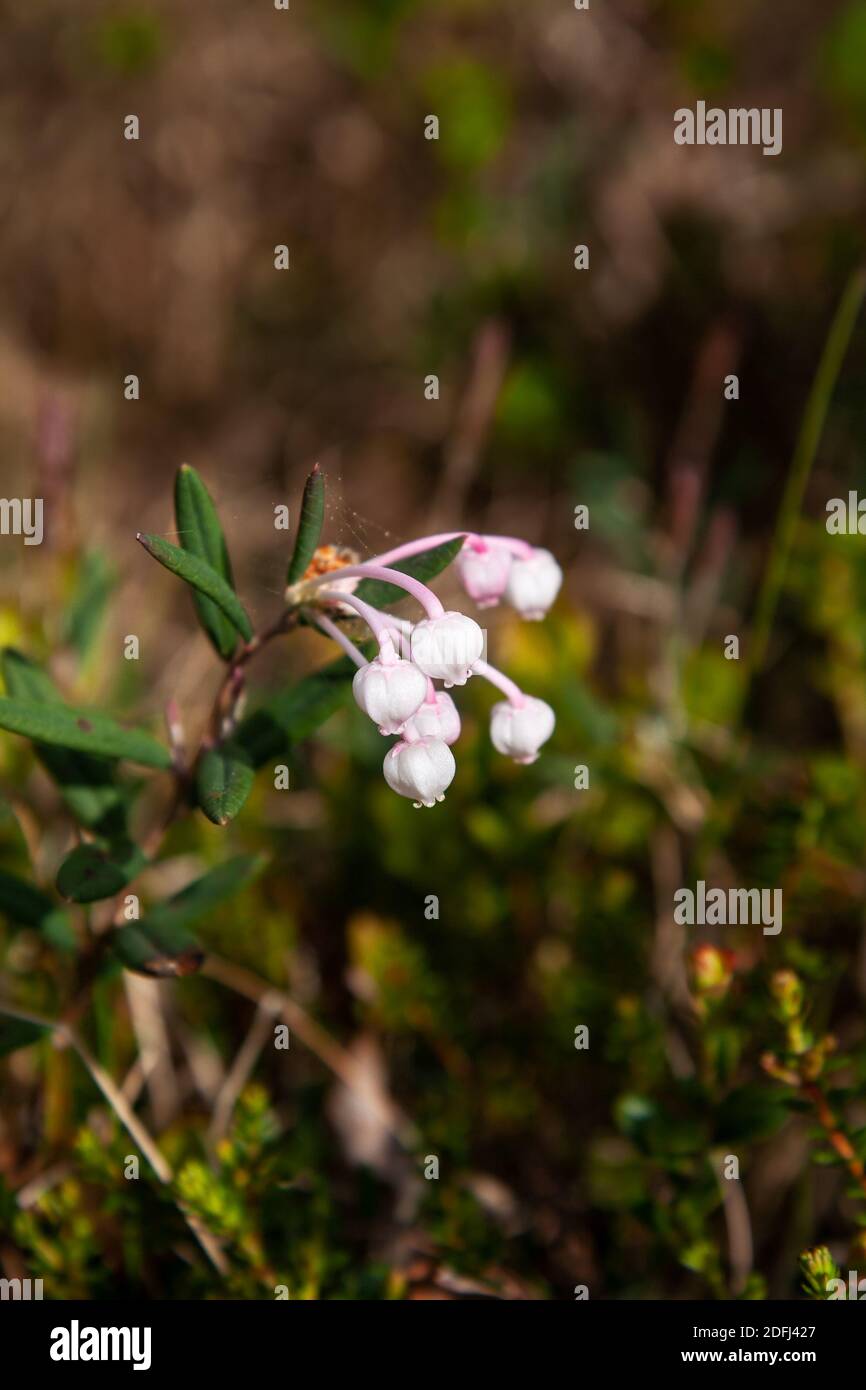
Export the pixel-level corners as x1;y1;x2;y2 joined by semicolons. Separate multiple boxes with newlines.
503;548;562;620
352;657;427;735
383;737;456;807
490;696;555;764
401;690;461;745
410;611;484;687
456;541;512;609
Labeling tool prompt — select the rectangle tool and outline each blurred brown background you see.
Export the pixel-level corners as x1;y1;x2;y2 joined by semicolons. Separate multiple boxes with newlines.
1;0;864;583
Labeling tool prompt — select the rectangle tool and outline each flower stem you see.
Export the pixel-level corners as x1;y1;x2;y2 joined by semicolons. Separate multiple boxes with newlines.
307;564;445;618
473;658;526;707
207;609;299;744
802;1081;866;1201
368;532;534;566
306;608;368;667
315;589;403;659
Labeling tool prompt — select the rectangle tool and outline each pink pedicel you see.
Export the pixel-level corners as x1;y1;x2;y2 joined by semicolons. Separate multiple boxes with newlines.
308;564;444;619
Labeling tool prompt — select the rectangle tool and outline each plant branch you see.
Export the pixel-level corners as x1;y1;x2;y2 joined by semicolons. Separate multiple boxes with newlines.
206;610;299;744
802;1080;866;1201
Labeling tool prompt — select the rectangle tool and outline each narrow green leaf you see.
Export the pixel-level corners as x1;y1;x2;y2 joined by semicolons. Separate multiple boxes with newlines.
112;920;205;978
0;868;76;950
137;533;253;642
196;744;255;825
0;869;58;926
0;1017;50;1058
0;697;171;769
234;657;357;766
2;650;129;831
286;463;325;585
111;853;265;977
174;465;238;660
0;791;31;863
56;841;147;904
352;536;465;608
0;649;59;704
34;751;130;834
142;853;266;934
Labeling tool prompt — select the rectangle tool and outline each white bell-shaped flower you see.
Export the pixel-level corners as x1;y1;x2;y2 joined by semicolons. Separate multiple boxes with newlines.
383;737;456;807
456;542;512;610
410;611;484;687
401;689;461;745
490;696;555;764
352;657;427;735
503;548;562;620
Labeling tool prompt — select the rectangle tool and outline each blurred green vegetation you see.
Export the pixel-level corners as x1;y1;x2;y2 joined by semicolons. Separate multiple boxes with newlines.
2;0;866;1302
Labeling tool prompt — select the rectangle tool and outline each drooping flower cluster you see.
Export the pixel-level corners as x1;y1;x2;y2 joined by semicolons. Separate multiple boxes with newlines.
457;538;562;619
302;533;562;808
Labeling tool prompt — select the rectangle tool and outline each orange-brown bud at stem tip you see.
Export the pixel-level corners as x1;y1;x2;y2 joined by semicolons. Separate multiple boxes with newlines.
760;1051;800;1086
690;945;735;997
301;545;359;582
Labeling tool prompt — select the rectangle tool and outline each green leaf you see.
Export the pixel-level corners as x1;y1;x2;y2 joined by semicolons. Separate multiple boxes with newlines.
142;853;266;933
111;853;265;977
111;920;205;978
137;533;253;643
286;463;325;586
234;657;356;766
56;841;147;904
0;791;31;863
174;465;239;660
0;1016;50;1058
196;744;256;826
0;868;76;950
1;649;130;833
0;648;59;704
352;536;465;608
0;697;171;770
37;751;130;834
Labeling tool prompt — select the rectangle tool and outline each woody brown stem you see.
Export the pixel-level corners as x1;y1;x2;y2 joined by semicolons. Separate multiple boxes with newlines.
206;610;299;745
802;1081;866;1199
